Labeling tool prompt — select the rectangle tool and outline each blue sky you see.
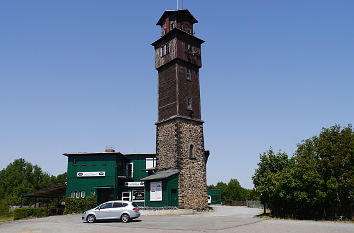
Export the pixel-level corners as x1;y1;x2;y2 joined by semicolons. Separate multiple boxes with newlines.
0;0;353;189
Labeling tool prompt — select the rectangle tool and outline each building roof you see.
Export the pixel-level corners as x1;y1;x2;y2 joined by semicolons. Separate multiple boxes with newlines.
21;183;66;198
141;169;180;181
122;152;156;156
156;9;198;26
151;28;205;47
63;152;155;156
63;152;121;156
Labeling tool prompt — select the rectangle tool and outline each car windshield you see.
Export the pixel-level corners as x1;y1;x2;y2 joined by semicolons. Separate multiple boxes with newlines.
132;202;138;207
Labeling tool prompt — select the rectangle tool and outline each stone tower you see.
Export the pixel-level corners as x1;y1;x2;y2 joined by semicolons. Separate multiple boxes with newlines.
152;9;208;210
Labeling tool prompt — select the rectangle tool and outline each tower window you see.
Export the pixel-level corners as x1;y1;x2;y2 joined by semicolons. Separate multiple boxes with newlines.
170;23;175;30
185;42;192;52
161;43;170;57
187;98;192;110
186;68;191;80
190;144;194;158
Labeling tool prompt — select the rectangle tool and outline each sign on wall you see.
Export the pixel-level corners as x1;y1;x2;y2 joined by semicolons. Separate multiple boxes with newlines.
77;172;105;177
124;182;144;187
150;181;162;201
133;190;145;201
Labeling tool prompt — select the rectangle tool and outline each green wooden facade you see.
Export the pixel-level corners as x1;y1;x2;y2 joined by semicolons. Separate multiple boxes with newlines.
64;152;156;206
207;189;222;205
143;174;179;207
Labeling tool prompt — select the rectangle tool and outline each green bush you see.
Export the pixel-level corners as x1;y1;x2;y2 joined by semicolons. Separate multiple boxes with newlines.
64;197;97;214
13;208;26;220
13;207;48;220
85;196;96;211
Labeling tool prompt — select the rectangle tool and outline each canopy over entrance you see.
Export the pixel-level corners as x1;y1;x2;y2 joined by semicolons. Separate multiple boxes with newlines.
21;183;66;198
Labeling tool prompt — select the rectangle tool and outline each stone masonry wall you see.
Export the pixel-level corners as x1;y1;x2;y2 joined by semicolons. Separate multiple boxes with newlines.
156;120;178;170
156;117;208;210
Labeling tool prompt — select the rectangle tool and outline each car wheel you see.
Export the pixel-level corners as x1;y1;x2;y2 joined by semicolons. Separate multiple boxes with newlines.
121;213;130;223
87;214;96;223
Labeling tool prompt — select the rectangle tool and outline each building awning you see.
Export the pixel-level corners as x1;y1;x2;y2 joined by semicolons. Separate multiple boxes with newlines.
141;169;180;181
21;183;66;198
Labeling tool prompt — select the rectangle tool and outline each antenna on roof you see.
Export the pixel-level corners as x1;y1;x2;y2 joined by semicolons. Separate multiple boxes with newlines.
177;0;179;10
182;0;184;9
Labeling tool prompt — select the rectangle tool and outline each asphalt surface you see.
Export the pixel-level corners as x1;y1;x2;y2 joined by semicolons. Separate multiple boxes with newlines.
1;206;353;233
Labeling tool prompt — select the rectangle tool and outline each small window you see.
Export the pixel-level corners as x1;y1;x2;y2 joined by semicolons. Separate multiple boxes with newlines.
127;163;133;178
187;98;192;110
186;68;191;80
170;23;175;30
190;145;194;158
161;43;170;57
113;202;123;208
146;158;156;170
166;43;169;54
185;42;192;52
75;191;80;199
99;202;112;209
91;191;95;196
179;24;183;30
71;191;75;198
81;191;85;198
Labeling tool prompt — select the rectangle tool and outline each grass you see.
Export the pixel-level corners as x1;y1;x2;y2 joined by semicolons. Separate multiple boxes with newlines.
0;214;13;223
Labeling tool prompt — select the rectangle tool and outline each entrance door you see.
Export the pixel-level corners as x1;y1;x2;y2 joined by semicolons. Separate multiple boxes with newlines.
122;192;131;201
169;189;178;207
97;188;114;205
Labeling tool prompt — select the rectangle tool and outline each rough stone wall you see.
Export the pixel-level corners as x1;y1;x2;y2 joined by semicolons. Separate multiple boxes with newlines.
156;117;208;210
156;120;178;170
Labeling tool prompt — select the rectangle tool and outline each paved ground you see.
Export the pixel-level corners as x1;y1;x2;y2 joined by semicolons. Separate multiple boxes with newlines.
0;206;353;233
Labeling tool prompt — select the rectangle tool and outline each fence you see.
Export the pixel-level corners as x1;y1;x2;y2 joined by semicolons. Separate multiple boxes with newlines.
222;200;263;209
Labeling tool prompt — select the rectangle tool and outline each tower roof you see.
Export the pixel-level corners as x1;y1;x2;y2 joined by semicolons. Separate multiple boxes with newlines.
156;9;198;26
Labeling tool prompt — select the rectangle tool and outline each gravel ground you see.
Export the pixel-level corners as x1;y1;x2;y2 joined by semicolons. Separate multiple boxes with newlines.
0;206;352;233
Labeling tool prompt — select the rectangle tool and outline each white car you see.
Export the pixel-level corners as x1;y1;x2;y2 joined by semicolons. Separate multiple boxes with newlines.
82;200;140;223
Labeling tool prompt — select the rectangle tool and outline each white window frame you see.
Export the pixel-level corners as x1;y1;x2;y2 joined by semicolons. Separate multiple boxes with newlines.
122;192;132;201
127;162;134;178
146;158;156;170
71;191;75;198
75;191;80;199
81;191;85;198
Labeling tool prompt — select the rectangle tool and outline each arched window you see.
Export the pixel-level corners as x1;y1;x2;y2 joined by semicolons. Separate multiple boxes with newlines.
190;144;194;158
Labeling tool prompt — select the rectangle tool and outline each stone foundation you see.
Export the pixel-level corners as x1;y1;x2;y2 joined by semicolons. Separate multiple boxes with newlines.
156;116;208;210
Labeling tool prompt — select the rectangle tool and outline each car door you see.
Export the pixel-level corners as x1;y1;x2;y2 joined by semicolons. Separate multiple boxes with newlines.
112;202;124;218
95;202;113;220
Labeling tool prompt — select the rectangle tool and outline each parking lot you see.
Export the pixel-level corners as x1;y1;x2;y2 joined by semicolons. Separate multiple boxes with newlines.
1;206;353;233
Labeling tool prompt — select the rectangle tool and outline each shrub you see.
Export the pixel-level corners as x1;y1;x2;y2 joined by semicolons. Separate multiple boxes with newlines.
13;208;26;220
13;207;48;220
64;197;97;214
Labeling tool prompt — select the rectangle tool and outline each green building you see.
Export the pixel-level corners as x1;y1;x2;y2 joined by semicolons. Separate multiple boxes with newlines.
207;189;222;205
64;149;156;206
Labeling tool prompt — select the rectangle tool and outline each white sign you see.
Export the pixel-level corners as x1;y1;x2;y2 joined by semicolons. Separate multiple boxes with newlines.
77;172;105;177
150;181;162;201
124;182;144;187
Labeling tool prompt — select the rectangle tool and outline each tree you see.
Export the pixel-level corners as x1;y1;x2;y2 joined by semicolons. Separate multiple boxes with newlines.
252;124;354;219
0;158;67;206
